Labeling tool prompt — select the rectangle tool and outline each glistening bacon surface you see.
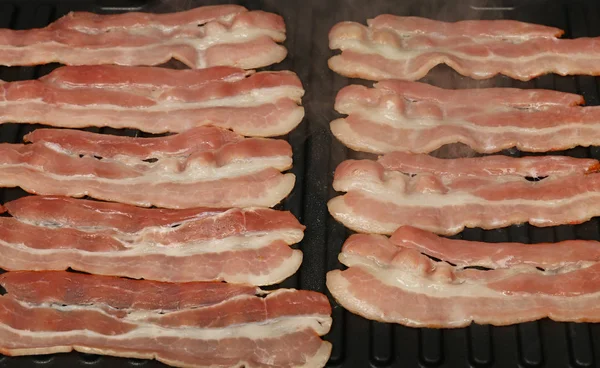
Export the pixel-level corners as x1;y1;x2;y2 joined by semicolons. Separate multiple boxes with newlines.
3;195;222;233
0;65;305;137
0;127;295;208
1;270;259;310
391;226;600;270
0;196;304;285
332;80;600;154
24;126;242;160
0;271;332;367
378;152;600;178
329;157;600;235
0;5;287;69
328;15;600;81
327;233;600;328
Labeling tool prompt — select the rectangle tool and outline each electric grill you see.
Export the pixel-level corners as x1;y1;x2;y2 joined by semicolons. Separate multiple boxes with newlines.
0;0;598;367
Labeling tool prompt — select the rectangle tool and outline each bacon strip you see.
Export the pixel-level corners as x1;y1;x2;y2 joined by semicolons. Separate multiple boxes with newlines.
378;152;600;178
0;271;332;367
0;127;295;208
332;80;600;154
4;195;221;232
0;65;304;137
327;233;600;328
1;270;259;310
0;195;304;285
24;126;242;160
329;157;600;235
391;226;600;270
0;5;287;69
328;15;600;81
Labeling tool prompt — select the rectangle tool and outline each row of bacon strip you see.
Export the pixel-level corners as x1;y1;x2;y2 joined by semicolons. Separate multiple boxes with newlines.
0;65;304;137
328;15;600;81
327;154;600;327
326;15;600;328
0;5;332;367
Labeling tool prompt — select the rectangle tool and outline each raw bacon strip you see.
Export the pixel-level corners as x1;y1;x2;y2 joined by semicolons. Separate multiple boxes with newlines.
378;152;600;178
38;65;304;105
337;79;585;109
1;270;259;310
332;80;600;154
25;126;242;159
0;6;287;69
0;128;295;208
0;195;304;285
327;234;600;328
0;65;305;137
0;271;332;367
3;195;223;233
390;226;600;270
329;158;600;235
39;64;252;90
368;16;564;39
328;15;600;81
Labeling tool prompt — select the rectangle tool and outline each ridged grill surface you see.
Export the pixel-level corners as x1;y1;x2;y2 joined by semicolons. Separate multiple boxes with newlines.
0;0;599;367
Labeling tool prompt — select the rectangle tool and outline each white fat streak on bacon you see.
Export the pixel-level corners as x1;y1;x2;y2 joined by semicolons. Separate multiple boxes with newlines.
0;229;303;255
327;235;600;327
4;288;330;326
0;315;332;368
0;242;303;286
24;126;244;160
40;65;254;89
66;207;305;246
7;293;332;337
0;128;295;208
378;152;600;178
0;241;303;286
330;114;600;154
0;66;305;137
328;16;600;81
367;79;584;107
391;226;600;270
2;195;230;233
0;274;333;367
4;84;304;109
332;81;600;154
39;144;292;182
367;16;563;39
4;141;292;181
1;313;331;349
38;70;305;108
0;331;332;368
0;99;305;137
0;168;295;209
0;6;288;69
50;5;248;31
329;158;600;235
